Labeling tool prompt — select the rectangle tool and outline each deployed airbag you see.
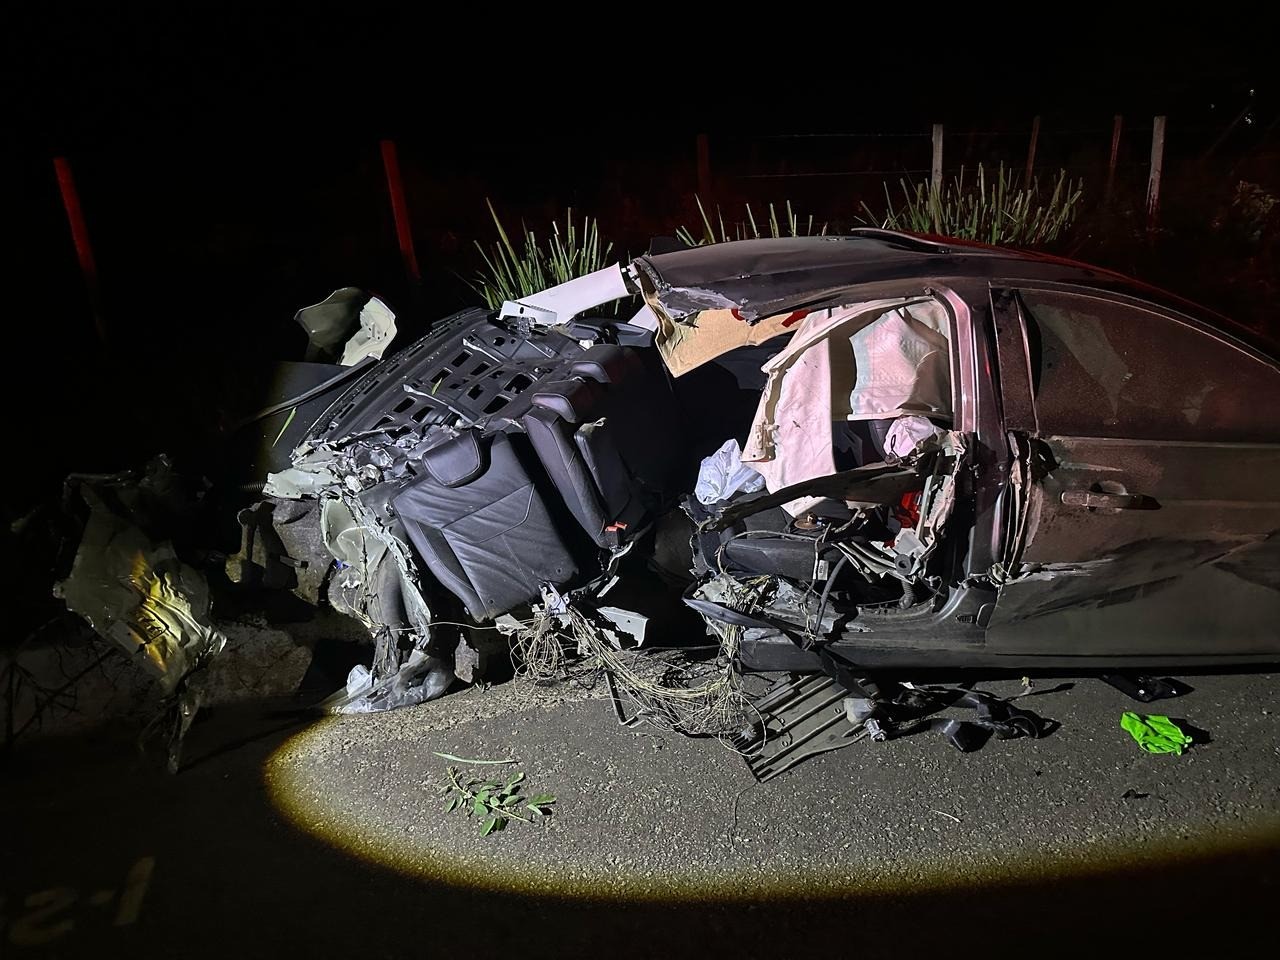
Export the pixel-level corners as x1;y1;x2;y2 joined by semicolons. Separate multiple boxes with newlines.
743;298;951;515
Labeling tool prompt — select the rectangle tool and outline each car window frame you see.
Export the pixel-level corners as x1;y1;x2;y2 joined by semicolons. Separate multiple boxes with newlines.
992;279;1280;441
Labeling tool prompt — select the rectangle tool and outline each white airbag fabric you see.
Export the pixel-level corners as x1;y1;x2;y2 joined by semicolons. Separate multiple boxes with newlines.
743;298;951;515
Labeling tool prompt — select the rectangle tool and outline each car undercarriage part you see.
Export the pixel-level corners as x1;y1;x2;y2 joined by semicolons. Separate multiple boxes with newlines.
1101;673;1193;703
733;673;867;782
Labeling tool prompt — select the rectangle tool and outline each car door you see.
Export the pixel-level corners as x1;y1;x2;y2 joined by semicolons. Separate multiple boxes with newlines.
986;283;1280;658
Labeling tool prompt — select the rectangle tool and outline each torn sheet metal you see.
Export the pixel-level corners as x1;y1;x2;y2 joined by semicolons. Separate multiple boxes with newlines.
651;305;807;377
268;428;456;713
296;287;397;365
54;487;226;695
632;235;949;322
340;296;398;366
901;430;966;576
499;263;629;327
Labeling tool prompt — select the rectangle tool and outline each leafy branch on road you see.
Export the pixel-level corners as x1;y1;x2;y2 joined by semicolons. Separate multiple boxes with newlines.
438;765;556;836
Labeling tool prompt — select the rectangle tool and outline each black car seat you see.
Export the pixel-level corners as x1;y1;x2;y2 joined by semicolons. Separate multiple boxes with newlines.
393;429;579;620
522;344;679;547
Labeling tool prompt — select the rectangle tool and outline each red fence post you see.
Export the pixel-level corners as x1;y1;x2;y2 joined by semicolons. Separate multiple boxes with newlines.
380;139;422;288
53;156;106;344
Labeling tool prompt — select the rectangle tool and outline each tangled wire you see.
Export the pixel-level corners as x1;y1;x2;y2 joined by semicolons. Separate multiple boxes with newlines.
509;579;770;745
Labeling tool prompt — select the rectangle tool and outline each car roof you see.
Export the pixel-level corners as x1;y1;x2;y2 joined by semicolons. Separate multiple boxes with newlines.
635;231;1274;360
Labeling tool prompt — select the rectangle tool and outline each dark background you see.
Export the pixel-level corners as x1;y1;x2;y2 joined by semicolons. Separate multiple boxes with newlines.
5;13;1277;512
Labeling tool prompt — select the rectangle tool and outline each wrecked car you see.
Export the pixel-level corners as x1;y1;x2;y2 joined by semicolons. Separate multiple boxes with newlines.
226;230;1280;726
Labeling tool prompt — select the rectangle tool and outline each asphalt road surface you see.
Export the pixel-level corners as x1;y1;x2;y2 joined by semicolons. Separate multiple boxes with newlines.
4;669;1278;958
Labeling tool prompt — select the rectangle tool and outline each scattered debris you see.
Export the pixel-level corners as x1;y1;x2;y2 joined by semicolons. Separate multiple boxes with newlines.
514;595;752;742
438;766;555;836
694;438;766;505
734;674;865;782
1120;712;1194;755
53;458;226;696
294;287;397;365
432;751;518;765
1102;674;1193;703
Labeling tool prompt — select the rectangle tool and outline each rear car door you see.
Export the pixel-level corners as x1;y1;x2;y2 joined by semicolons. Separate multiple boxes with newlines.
987;284;1280;659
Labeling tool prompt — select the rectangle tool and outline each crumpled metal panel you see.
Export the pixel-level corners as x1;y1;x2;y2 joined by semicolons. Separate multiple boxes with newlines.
54;486;226;695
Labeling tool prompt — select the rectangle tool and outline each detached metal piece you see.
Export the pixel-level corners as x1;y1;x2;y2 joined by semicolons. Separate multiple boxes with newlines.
736;674;866;782
1101;673;1193;703
498;264;631;327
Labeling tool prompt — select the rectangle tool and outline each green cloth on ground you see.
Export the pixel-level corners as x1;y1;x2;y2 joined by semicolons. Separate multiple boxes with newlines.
1120;712;1193;754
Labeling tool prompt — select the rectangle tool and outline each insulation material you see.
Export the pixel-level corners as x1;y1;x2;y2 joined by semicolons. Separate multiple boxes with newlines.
652;306;808;377
54;488;226;695
743;297;939;514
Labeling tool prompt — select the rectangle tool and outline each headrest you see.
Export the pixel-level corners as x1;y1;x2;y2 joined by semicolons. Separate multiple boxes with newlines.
570;344;631;384
530;378;605;424
420;429;486;487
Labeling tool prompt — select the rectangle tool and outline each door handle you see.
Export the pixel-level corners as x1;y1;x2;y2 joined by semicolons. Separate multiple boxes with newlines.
1061;489;1157;510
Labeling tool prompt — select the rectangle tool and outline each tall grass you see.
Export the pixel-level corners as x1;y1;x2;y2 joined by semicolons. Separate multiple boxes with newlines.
676;195;828;246
861;164;1083;246
472;200;614;308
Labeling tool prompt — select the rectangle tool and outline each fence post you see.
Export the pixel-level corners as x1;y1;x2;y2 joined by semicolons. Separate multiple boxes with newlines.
696;133;711;200
1106;115;1123;201
931;124;943;233
1024;115;1040;184
52;156;106;344
379;139;422;290
1146;115;1166;228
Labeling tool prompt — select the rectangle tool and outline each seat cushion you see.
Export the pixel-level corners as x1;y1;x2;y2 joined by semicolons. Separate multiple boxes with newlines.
394;431;577;620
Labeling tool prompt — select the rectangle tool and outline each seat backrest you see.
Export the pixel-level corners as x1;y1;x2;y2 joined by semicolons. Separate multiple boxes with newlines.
521;344;678;547
523;378;644;546
393;430;578;620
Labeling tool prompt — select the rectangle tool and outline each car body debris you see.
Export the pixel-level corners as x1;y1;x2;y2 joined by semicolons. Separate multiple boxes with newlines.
48;235;1280;777
54;457;225;696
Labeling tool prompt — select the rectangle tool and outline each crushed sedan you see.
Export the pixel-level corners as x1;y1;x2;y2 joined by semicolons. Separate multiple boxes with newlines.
56;230;1280;769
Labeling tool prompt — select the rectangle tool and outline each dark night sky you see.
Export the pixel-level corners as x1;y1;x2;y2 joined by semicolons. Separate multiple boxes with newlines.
6;10;1271;150
3;10;1275;506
